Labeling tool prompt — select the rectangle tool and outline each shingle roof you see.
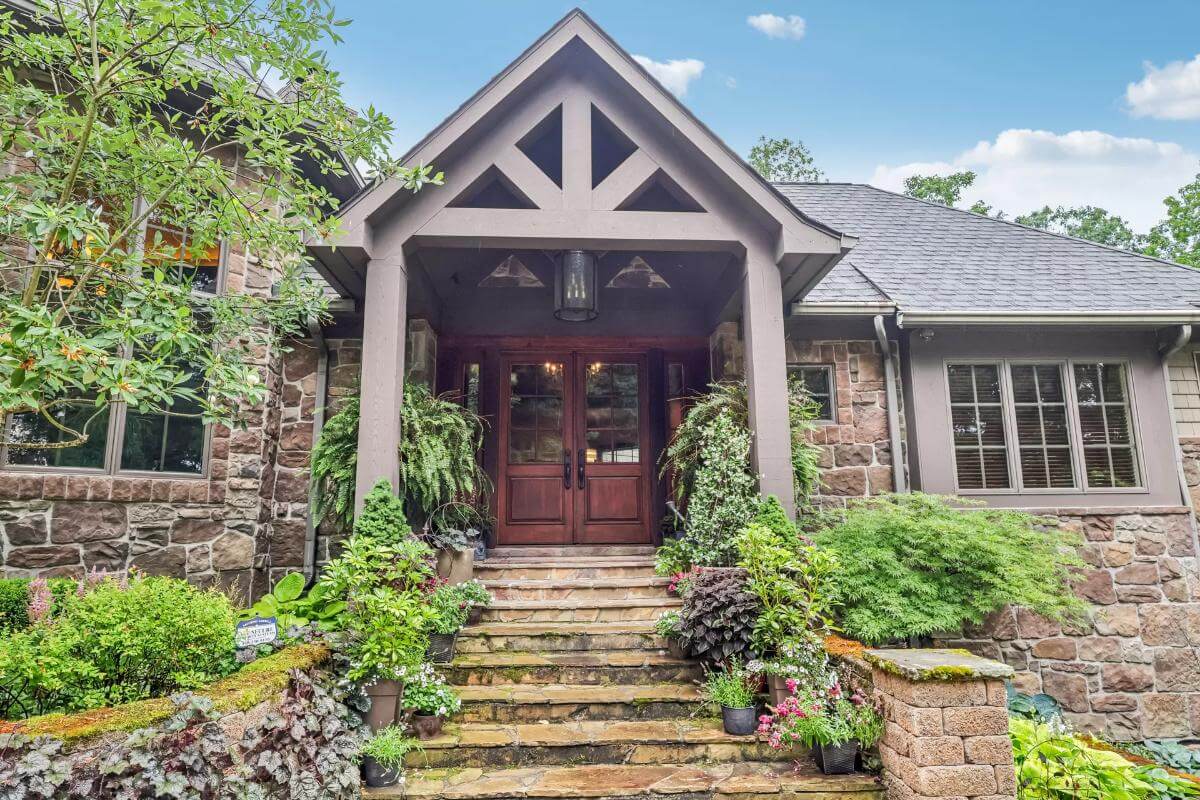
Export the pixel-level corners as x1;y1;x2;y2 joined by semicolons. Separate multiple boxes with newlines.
779;183;1200;313
804;260;891;304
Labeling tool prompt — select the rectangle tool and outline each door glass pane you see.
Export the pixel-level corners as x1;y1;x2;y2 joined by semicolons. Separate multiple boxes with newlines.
584;362;640;463
508;362;564;464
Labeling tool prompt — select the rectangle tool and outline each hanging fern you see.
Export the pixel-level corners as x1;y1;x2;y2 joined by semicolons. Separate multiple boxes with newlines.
310;385;491;533
659;379;821;511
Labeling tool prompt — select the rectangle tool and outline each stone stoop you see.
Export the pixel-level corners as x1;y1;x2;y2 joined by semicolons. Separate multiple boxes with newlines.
364;548;882;799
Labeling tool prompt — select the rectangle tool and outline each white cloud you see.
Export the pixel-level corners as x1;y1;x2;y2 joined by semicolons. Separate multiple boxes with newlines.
725;76;738;90
747;13;806;40
1126;54;1200;120
870;129;1199;230
632;55;705;97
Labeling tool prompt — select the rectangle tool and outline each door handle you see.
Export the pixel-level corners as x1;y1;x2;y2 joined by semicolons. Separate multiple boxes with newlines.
577;448;587;488
562;449;572;490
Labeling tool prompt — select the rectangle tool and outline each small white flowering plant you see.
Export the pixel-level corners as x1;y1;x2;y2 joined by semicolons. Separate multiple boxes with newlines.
402;663;462;717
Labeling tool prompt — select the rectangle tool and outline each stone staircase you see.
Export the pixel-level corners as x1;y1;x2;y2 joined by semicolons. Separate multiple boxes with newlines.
365;546;882;799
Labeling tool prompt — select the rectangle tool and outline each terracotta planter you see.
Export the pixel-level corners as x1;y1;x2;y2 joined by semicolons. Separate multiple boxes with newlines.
412;713;444;740
467;606;484;625
427;632;458;663
364;680;402;733
767;675;792;708
436;547;475;584
721;705;757;736
361;755;401;788
815;741;859;775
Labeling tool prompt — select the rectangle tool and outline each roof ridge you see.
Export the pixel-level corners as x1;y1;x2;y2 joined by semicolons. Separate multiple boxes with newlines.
853;183;1198;276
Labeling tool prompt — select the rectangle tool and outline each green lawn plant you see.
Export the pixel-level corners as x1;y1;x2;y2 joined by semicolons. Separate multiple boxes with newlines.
703;661;757;710
361;724;421;773
814;493;1087;644
1011;717;1199;799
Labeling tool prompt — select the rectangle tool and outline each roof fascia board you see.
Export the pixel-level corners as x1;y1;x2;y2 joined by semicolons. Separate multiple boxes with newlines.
898;310;1200;327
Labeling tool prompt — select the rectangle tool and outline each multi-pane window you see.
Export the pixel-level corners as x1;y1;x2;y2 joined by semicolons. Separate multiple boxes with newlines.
788;365;836;422
945;360;1141;493
2;223;220;476
947;364;1011;490
1010;364;1074;489
1073;363;1140;488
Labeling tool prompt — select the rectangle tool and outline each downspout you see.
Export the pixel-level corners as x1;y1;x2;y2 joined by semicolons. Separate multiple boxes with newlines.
1160;324;1192;509
304;316;329;583
874;315;907;493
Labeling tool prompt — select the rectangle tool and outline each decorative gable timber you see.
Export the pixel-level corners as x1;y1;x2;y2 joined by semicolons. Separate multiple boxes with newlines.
308;8;854;300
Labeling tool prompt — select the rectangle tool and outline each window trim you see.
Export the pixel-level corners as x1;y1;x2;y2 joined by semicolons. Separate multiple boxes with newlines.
787;364;837;424
0;230;226;479
942;357;1147;496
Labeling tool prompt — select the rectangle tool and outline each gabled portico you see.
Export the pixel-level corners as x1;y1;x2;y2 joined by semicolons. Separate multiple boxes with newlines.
307;9;854;537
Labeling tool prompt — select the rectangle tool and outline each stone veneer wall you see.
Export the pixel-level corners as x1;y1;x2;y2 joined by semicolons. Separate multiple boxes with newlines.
707;323;902;507
937;507;1200;741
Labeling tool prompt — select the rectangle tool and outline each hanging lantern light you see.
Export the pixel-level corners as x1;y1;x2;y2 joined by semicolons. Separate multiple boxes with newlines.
554;249;599;321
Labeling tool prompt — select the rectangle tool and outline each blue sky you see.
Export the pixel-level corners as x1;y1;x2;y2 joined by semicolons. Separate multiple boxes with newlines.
325;1;1200;230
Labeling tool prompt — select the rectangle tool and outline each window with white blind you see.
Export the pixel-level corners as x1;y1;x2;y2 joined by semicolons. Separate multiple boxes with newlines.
947;363;1011;490
944;360;1142;493
1073;363;1140;488
1010;364;1075;489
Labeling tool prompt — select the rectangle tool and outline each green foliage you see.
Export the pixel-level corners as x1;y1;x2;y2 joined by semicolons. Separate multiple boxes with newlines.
0;575;236;720
680;410;759;566
1015;205;1141;251
735;521;837;654
654;610;681;638
240;573;346;632
0;0;441;452
310;386;490;533
425;581;468;635
748;136;824;182
354;479;412;543
676;567;761;664
452;579;492;610
654;538;694;577
702;660;757;708
0;577;74;633
760;678;882;749
311;396;361;533
361;725;421;772
1011;717;1199;799
903;171;978;206
753;496;800;549
401;663;461;716
1008;689;1064;724
814;493;1087;645
1122;740;1200;777
1144;172;1200;268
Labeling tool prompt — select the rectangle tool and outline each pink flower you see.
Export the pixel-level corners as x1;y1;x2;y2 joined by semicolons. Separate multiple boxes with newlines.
785;677;799;694
27;577;53;624
850;691;865;707
828;681;842;698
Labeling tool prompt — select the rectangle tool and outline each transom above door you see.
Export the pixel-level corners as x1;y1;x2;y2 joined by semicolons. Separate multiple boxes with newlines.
497;351;651;545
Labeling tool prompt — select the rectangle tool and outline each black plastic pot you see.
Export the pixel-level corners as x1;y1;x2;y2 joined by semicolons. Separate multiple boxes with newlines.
362;755;401;788
815;741;859;775
721;705;757;736
427;632;457;663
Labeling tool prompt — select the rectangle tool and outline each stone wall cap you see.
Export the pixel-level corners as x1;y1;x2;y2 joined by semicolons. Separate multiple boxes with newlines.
864;648;1014;681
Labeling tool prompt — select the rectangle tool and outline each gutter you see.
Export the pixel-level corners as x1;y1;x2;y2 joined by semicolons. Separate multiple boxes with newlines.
790;301;897;316
1160;325;1194;512
304;316;330;583
898;310;1200;327
873;315;907;494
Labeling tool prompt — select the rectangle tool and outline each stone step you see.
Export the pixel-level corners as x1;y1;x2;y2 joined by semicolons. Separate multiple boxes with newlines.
456;683;703;723
404;719;805;769
483;577;672;602
475;558;658;581
365;762;882;799
445;650;702;686
481;597;681;623
486;545;656;559
456;621;667;653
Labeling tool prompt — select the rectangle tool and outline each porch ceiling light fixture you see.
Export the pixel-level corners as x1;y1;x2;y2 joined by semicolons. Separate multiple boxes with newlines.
554;249;599;322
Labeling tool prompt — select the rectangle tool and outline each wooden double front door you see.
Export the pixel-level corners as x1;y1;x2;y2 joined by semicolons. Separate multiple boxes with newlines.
497;352;652;545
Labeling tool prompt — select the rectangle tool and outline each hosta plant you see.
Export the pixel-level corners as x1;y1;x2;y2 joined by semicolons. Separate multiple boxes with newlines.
240;572;347;632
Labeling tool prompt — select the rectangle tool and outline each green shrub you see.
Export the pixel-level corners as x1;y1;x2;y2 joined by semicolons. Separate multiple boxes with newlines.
0;575;236;719
354;479;412;543
814;493;1087;645
1011;717;1199;799
677;411;760;566
676;567;761;664
0;577;75;633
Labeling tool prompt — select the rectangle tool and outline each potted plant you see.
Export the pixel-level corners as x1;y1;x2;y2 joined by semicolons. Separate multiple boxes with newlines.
750;637;832;708
654;610;688;660
757;677;882;775
361;724;420;788
453;578;492;625
704;661;759;736
403;664;462;740
425;579;468;662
